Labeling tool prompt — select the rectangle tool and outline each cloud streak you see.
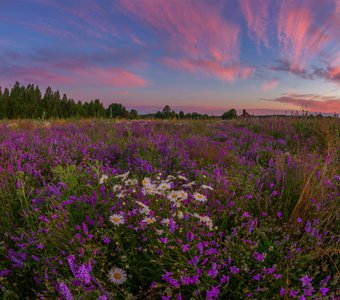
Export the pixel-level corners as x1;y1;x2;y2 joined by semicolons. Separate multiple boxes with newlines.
163;58;254;82
267;93;340;113
240;0;271;47
0;63;147;89
271;60;340;84
120;0;252;82
261;78;279;91
277;0;330;71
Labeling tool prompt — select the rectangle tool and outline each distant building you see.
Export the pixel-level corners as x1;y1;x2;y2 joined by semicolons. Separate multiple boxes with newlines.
241;109;251;118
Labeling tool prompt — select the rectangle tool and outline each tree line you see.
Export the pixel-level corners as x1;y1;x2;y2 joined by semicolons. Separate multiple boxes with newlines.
0;82;108;119
0;82;240;120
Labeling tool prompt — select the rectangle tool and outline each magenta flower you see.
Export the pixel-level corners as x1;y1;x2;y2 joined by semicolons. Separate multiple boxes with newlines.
253;251;265;262
58;281;73;300
320;287;329;297
300;274;312;287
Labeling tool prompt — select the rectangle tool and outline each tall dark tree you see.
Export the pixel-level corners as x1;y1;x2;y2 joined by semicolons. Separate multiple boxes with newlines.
107;103;129;118
129;109;138;119
221;109;237;120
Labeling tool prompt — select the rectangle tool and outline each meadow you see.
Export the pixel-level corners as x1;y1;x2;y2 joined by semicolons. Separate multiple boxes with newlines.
0;117;339;299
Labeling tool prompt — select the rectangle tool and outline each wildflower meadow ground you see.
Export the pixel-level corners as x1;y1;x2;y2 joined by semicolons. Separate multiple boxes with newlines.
0;118;339;299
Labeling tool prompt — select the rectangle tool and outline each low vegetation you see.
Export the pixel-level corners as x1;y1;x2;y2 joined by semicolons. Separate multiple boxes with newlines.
0;118;339;299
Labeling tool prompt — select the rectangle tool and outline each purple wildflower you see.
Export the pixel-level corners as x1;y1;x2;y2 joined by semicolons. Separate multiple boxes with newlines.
182;244;190;252
289;289;298;298
320;287;329;297
76;264;91;285
102;236;111;244
186;231;194;242
206;286;220;300
67;255;77;276
253;251;265;262
243;211;250;218
230;266;239;274
207;263;218;279
253;273;261;281
300;274;312;287
58;281;73;300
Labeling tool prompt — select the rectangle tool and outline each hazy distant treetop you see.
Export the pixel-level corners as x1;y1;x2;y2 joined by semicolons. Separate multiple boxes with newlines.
221;109;237;119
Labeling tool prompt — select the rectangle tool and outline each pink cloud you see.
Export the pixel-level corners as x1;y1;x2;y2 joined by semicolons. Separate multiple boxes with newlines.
278;1;330;71
120;0;239;62
328;66;340;80
112;91;129;95
73;67;147;88
261;78;279;91
35;0;117;40
269;93;340;113
328;56;340;82
120;0;245;82
0;66;72;85
127;32;144;46
27;22;74;39
0;64;147;88
240;0;271;47
163;58;254;82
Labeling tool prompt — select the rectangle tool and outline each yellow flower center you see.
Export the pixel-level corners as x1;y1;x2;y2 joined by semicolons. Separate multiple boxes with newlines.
113;217;120;222
113;273;122;279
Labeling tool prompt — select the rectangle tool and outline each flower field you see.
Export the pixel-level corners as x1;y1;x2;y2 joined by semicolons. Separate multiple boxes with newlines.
0;118;339;299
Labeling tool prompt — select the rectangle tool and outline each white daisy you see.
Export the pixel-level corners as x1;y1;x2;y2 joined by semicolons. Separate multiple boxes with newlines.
112;184;122;192
124;179;135;186
193;192;207;202
193;213;213;230
177;210;184;220
167;191;180;202
99;174;109;184
142;217;156;224
161;218;171;226
156;229;164;235
139;207;151;215
177;190;188;201
177;175;188;181
116;192;125;199
141;177;152;186
157;182;171;192
115;171;130;181
109;214;125;226
108;267;127;285
141;184;157;195
182;181;196;188
201;184;214;191
135;201;151;215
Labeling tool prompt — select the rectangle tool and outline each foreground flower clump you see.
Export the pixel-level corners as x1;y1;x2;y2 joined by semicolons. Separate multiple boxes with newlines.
0;118;339;299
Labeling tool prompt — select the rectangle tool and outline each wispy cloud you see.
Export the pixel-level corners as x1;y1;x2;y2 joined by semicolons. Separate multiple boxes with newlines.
261;78;279;91
0;65;71;86
266;93;340;113
1;65;146;88
120;0;251;82
277;0;330;71
271;60;340;84
240;0;271;47
163;58;254;82
120;0;239;61
73;67;147;88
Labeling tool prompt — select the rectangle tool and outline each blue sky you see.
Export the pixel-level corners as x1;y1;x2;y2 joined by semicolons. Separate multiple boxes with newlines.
0;0;339;114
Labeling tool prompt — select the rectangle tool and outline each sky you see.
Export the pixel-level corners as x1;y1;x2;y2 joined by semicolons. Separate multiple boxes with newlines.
0;0;339;115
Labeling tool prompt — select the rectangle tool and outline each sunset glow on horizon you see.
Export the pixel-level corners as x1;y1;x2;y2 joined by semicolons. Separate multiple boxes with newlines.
0;0;339;114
